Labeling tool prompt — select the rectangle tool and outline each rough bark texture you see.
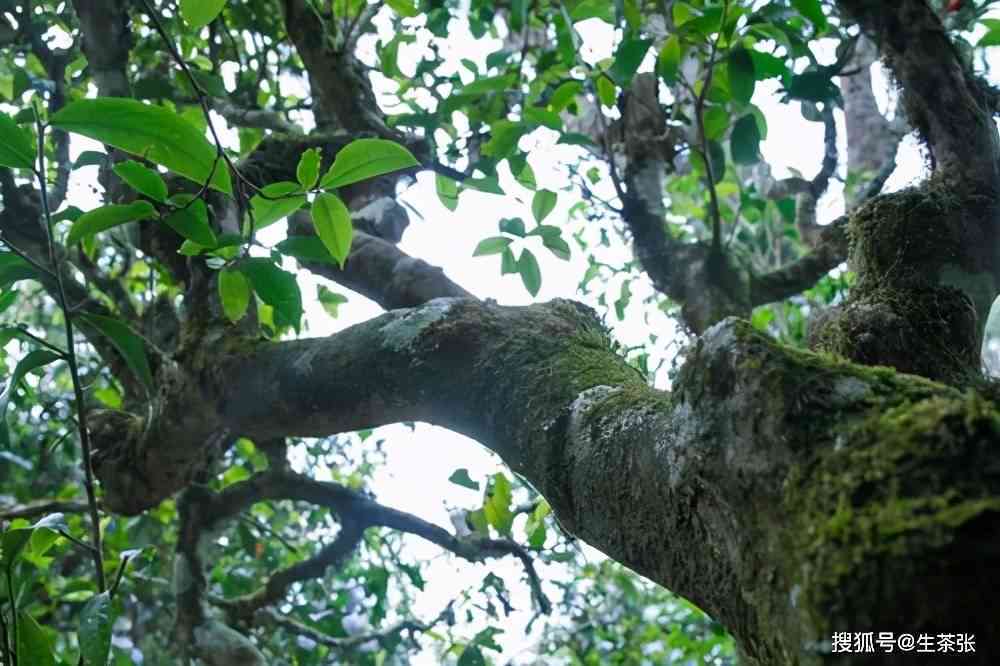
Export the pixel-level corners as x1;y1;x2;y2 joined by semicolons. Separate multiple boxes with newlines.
88;297;1000;664
8;0;1000;663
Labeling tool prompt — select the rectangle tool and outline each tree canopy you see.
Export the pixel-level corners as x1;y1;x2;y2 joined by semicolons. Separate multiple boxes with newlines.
2;0;1000;664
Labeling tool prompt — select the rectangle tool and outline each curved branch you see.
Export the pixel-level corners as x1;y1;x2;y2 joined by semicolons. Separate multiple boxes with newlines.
837;0;999;186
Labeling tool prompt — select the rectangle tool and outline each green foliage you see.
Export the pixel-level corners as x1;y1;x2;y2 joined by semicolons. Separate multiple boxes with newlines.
51;98;232;194
312;192;353;268
0;111;35;169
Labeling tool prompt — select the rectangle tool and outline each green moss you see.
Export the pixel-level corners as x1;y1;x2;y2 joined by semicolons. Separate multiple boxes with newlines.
785;391;1000;628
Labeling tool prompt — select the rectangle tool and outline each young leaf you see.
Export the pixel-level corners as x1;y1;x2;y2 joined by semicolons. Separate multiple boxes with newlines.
240;259;303;332
164;199;217;247
249;182;307;230
472;236;512;256
65;201;157;246
79;592;113;666
218;268;251;323
319;138;418;189
312;192;353;268
113;160;168;202
181;0;226;29
50;98;232;194
79;314;155;393
531;189;557;224
517;248;542;297
0;111;35;169
296;147;322;190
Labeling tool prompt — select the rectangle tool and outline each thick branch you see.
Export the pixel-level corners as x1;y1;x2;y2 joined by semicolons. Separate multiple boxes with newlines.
92;297;1000;663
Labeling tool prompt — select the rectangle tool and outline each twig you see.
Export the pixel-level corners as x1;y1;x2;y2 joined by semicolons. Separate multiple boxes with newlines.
32;104;105;593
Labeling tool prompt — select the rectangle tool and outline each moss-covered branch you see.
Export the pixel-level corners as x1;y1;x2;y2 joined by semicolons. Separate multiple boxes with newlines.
88;296;1000;663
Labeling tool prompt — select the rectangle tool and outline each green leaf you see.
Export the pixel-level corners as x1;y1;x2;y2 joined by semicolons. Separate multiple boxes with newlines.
113;160;168;202
73;150;108;169
29;513;67;556
596;75;616;107
500;248;518;275
66;201;157;246
1;528;33;569
436;173;459;211
458;645;486;666
249;181;307;230
240;259;303;332
703;106;730;141
296;147;322;190
791;0;827;31
464;176;505;195
728;47;756;105
448;468;480;491
317;285;348;318
79;592;113;666
386;0;419;17
218;268;251;323
473;236;512;256
657;36;682;86
609;38;653;87
570;0;613;23
319;138;418;189
275;236;337;264
312;192;353;268
499;217;525;237
483;473;514;535
548;81;583;112
482;121;529;159
181;0;226;29
542;235;571;261
79;314;154;393
523;106;561;130
0;252;38;290
980;27;1000;47
50;98;232;194
459;74;516;96
0;350;61;438
165;198;217;247
731;114;762;165
531;189;557;224
186;69;228;97
0;111;35;169
517;248;542;297
17;611;55;666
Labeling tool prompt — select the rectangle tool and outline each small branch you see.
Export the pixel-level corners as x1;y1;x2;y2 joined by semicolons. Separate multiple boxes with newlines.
32;106;105;593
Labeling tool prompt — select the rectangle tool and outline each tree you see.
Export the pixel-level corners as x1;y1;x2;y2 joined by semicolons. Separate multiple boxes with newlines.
1;0;999;664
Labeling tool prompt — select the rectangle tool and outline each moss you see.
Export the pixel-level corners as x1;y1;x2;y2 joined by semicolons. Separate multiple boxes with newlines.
807;179;988;383
785;391;1000;631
